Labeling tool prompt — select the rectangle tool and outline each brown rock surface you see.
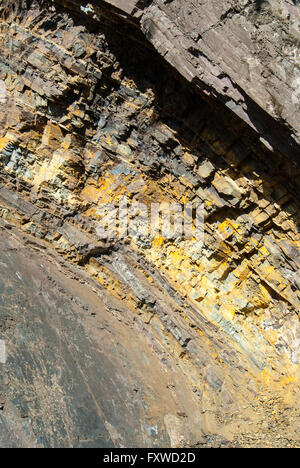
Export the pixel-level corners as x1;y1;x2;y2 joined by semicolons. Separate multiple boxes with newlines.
0;0;299;448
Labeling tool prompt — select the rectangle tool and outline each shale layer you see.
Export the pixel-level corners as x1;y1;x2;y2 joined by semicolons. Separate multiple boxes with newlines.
0;0;299;448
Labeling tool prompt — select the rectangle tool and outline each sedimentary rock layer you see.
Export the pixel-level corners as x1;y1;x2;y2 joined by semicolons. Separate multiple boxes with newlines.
0;0;299;448
83;0;300;161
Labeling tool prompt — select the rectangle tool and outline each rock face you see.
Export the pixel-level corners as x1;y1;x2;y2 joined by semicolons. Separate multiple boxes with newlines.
0;0;299;448
100;0;300;161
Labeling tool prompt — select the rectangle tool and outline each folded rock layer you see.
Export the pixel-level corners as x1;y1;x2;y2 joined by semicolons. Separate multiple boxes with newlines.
0;0;299;448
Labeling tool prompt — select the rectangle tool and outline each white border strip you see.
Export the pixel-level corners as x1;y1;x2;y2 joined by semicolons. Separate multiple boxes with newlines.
0;340;6;364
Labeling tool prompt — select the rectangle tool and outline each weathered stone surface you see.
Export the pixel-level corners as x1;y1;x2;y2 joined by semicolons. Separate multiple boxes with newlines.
0;0;299;449
98;0;300;161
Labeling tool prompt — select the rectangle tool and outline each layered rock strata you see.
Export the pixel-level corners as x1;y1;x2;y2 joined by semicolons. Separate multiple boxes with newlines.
0;0;299;448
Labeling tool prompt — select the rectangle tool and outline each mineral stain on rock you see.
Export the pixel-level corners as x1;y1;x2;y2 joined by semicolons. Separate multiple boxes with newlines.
0;0;299;448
